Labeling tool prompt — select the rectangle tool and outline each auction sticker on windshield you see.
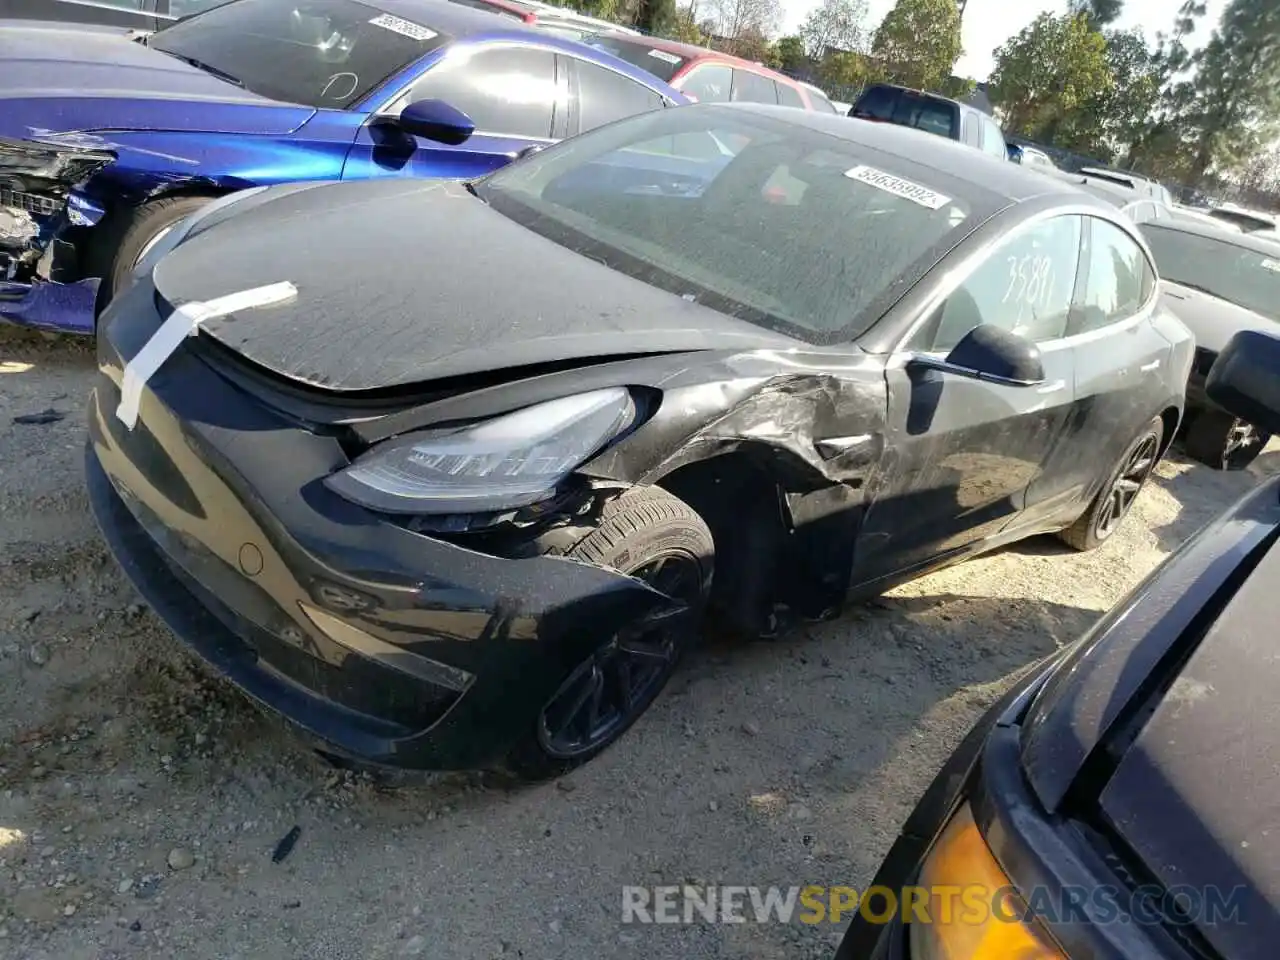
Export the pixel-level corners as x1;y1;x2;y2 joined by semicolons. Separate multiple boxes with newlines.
368;13;438;41
843;165;951;210
647;49;683;65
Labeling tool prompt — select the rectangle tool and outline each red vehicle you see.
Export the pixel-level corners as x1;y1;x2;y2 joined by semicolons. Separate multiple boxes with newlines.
583;34;819;110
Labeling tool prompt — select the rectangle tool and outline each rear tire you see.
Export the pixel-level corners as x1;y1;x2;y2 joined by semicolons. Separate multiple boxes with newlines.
1183;409;1269;471
1058;416;1163;552
89;195;215;314
503;487;714;781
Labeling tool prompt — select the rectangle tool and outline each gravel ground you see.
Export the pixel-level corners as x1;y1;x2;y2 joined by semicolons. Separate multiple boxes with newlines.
2;325;1278;960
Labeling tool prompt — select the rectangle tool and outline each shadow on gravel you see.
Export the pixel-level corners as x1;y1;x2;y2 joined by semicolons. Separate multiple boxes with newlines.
1147;449;1280;554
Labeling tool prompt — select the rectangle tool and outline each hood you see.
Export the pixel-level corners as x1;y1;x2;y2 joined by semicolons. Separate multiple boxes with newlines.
1096;533;1280;960
0;21;314;136
152;179;798;393
1160;279;1280;354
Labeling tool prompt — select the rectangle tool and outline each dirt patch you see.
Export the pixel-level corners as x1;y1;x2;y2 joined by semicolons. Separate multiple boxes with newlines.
2;325;1277;960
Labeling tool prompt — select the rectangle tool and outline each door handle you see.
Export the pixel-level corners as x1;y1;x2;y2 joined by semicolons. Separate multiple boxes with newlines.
1036;379;1067;394
1140;360;1161;372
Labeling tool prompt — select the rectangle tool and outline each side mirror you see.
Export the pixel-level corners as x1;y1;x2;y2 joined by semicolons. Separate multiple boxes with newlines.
908;324;1045;386
1206;330;1280;435
1007;143;1024;164
395;99;475;146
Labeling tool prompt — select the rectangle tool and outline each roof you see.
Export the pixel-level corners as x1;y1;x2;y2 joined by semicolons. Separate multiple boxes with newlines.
594;31;786;74
1142;216;1280;257
366;0;682;93
717;103;1112;205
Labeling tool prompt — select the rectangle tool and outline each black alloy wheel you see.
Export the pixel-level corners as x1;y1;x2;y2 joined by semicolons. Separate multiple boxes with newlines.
1058;415;1164;551
537;552;703;760
1184;409;1271;471
1095;431;1160;540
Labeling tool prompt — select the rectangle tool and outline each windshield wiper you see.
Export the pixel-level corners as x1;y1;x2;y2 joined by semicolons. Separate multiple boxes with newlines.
155;50;244;88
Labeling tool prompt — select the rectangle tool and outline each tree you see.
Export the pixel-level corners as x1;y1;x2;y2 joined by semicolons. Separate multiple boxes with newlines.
1068;0;1124;28
1094;30;1162;155
870;0;962;91
725;25;774;62
635;0;678;36
988;12;1112;139
799;0;870;59
817;49;879;91
706;0;780;39
1122;0;1206;174
774;35;809;74
1178;0;1280;185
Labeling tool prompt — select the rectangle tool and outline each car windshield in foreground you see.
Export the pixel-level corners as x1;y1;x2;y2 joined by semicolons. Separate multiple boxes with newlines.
583;36;689;83
149;0;450;109
475;105;984;344
1142;225;1280;321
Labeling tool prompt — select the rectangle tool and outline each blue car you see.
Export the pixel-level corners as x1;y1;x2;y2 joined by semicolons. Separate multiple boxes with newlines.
0;0;686;335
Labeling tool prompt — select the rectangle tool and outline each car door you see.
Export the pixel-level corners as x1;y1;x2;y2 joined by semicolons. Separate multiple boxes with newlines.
1058;215;1167;505
851;214;1084;587
562;55;668;136
343;44;566;182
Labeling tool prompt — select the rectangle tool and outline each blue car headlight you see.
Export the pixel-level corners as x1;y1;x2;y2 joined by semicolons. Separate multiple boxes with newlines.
132;186;270;278
324;388;639;516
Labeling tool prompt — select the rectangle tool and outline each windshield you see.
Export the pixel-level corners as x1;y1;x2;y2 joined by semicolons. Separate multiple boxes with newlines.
475;105;986;344
1142;225;1280;321
584;36;689;83
149;0;450;109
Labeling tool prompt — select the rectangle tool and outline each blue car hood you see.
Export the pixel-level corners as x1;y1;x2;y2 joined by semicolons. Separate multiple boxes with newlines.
0;20;315;136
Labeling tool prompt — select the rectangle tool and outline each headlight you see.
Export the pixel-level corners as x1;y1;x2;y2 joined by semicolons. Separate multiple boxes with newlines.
132;186;270;278
909;803;1066;960
325;387;638;516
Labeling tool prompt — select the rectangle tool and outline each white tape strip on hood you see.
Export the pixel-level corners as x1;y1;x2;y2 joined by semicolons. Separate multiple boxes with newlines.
116;281;298;430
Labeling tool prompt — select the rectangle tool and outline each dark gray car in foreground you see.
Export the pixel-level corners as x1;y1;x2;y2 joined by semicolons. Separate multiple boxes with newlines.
835;330;1280;960
1141;219;1280;470
87;104;1191;778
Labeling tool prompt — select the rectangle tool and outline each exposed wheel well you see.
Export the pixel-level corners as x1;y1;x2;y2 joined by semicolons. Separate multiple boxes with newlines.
655;453;788;637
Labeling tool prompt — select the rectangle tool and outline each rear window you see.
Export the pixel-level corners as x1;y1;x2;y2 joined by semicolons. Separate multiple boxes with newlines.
149;0;449;108
477;105;990;344
585;36;689;84
852;85;958;139
1142;225;1280;321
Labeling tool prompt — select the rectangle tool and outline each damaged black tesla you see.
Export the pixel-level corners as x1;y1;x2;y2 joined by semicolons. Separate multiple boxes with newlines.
87;103;1192;778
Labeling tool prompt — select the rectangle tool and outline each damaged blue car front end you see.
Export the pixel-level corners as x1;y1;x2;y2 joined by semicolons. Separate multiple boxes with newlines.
0;136;115;334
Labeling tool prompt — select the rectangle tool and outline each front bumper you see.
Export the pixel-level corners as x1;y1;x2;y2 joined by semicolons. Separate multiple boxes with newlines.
0;277;99;334
86;277;672;770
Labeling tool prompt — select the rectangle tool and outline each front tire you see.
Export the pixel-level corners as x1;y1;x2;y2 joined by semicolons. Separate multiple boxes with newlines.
89;195;215;313
1057;416;1163;552
504;487;714;781
1183;409;1270;471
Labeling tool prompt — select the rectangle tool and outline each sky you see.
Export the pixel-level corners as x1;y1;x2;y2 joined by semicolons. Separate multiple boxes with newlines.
778;0;1231;81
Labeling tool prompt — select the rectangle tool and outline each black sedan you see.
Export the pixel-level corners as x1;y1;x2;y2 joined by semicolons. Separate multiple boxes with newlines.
834;329;1280;960
87;103;1192;778
1140;219;1280;470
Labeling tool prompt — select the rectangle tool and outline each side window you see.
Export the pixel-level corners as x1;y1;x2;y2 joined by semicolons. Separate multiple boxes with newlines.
409;48;557;139
1074;218;1151;334
731;69;778;104
678;63;731;103
979;117;1006;158
572;59;664;133
776;82;806;109
916;215;1084;353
